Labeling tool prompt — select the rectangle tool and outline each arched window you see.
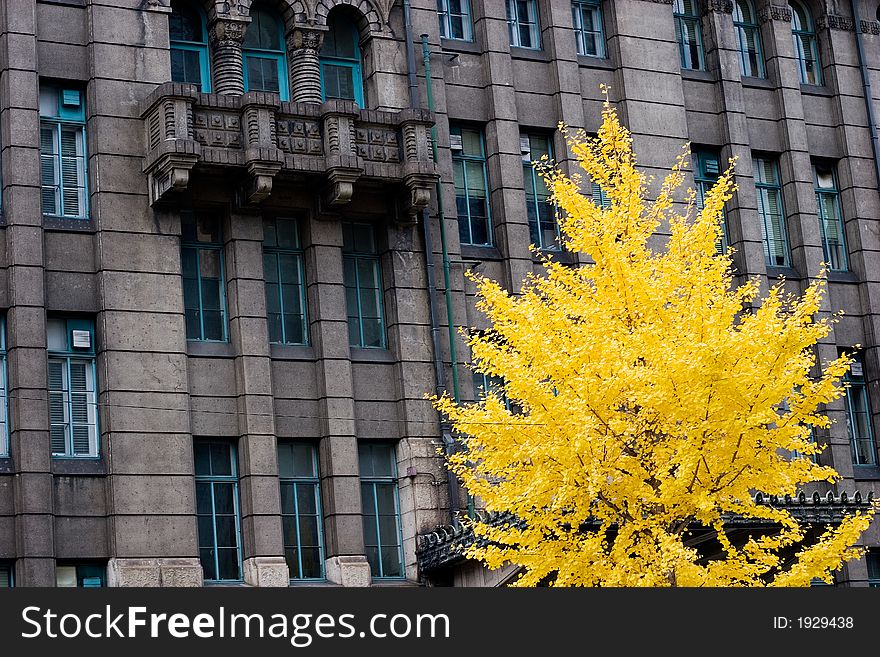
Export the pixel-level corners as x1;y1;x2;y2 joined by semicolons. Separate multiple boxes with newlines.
733;0;764;78
672;0;704;71
170;0;211;91
242;5;289;100
790;1;821;85
319;12;364;106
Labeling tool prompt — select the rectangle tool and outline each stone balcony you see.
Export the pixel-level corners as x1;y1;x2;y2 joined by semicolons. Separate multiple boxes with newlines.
140;83;438;219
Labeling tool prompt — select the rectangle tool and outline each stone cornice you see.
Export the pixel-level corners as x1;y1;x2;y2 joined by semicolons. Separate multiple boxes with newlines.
816;14;855;32
759;4;792;23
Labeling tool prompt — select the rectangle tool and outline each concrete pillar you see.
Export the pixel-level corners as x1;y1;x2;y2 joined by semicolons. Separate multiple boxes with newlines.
305;218;370;585
224;211;288;587
209;17;248;96
1;0;54;587
287;27;325;104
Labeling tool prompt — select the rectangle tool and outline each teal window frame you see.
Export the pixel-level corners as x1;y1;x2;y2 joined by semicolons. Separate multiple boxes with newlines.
242;6;289;100
39;85;88;220
278;441;326;581
572;0;605;58
753;156;790;268
868;550;880;587
733;0;764;78
169;0;212;92
451;124;493;246
506;0;541;50
438;0;474;42
843;352;876;466
0;317;7;458
673;0;705;71
56;563;105;587
591;180;611;209
522;133;559;251
790;1;822;85
473;370;511;410
693;148;727;253
48;317;99;459
263;217;309;345
195;439;244;583
0;563;12;587
359;442;405;580
343;222;386;349
181;212;228;342
319;13;365;106
813;161;848;272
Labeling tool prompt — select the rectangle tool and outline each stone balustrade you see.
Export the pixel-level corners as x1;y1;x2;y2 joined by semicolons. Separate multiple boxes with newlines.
140;83;438;219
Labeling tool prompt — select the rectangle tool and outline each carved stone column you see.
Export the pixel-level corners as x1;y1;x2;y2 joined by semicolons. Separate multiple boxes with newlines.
287;27;327;104
320;99;363;206
209;17;248;95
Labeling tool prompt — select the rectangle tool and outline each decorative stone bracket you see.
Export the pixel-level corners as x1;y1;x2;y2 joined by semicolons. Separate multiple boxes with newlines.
140;83;438;213
141;84;201;206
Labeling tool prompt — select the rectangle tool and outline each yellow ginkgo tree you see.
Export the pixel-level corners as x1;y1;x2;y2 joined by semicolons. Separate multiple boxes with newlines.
433;100;876;587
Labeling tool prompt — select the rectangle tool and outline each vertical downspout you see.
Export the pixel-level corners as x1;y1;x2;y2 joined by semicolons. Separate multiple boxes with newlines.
851;0;880;191
402;1;460;518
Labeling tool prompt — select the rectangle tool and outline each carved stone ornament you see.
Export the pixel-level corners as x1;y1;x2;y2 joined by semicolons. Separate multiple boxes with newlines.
758;4;792;23
706;0;733;13
816;14;854;31
287;27;326;53
209;19;248;47
861;19;880;35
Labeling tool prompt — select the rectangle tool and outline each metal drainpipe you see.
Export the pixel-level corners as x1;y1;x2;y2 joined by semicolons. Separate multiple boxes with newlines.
851;0;880;193
402;1;460;517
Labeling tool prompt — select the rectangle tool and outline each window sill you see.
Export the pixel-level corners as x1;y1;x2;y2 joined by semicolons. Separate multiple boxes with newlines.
827;270;859;284
460;244;503;261
740;76;775;90
852;464;880;480
680;68;714;83
51;458;106;476
187;341;235;358
370;578;416;586
800;83;831;96
270;344;315;361
510;47;549;62
440;38;481;55
577;55;614;70
533;249;576;265
350;347;395;363
37;0;86;5
43;216;95;232
766;265;800;280
289;579;335;586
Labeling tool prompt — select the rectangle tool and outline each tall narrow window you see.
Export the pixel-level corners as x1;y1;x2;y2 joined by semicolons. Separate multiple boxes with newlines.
0;317;7;458
0;564;12;588
790;1;821;85
506;0;541;50
320;12;364;105
48;318;98;458
473;370;511;410
813;162;847;272
56;564;105;587
843;352;876;466
522;133;558;250
242;5;289;100
39;85;87;220
733;0;764;78
672;0;704;71
438;0;473;42
263;218;308;345
195;440;243;582
359;442;404;579
572;1;605;58
868;550;880;587
451;124;492;246
181;212;227;342
693;149;727;252
169;0;211;91
753;156;790;268
343;222;386;349
278;441;325;580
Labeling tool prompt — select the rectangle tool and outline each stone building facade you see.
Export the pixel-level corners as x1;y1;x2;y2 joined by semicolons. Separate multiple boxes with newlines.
0;0;878;588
